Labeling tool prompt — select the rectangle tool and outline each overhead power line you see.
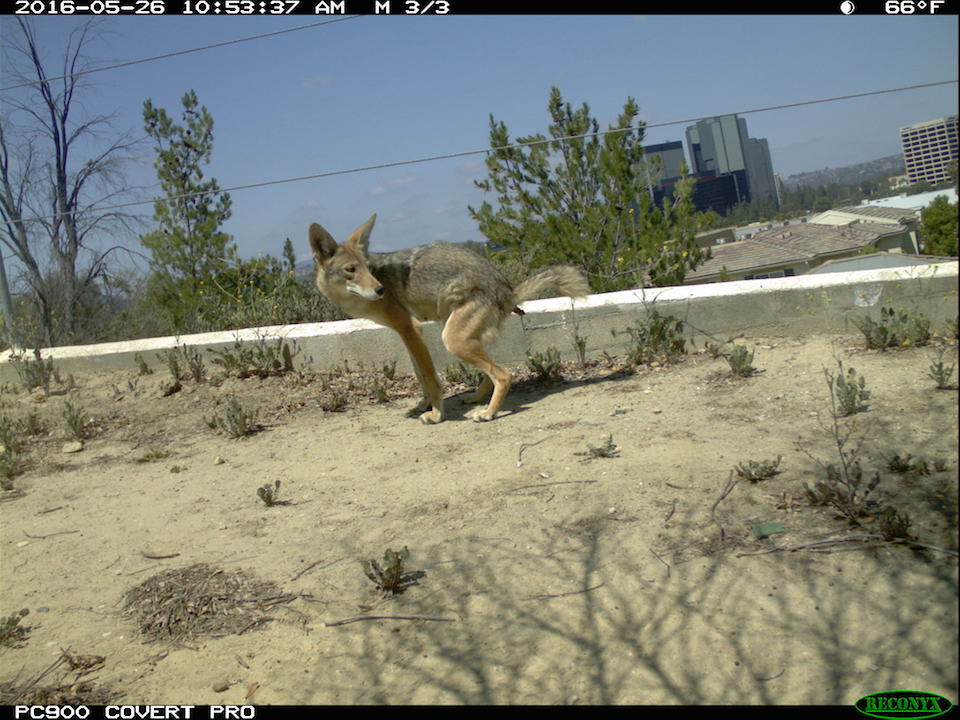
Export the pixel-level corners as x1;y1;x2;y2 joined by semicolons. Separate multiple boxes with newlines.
0;16;364;93
6;79;958;228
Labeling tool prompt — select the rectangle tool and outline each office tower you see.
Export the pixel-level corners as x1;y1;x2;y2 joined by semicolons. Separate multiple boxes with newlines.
641;141;687;185
685;115;779;208
899;116;958;186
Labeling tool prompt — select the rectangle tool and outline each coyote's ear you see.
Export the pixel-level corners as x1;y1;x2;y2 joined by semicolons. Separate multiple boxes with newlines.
309;223;339;264
345;213;377;256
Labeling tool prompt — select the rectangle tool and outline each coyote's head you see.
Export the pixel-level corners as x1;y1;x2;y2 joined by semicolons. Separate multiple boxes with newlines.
308;214;384;305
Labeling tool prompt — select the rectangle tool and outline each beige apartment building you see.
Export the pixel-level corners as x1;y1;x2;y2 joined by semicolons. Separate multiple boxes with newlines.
899;115;958;186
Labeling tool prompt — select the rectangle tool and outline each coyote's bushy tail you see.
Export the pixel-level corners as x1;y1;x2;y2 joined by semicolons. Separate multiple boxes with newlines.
514;265;591;303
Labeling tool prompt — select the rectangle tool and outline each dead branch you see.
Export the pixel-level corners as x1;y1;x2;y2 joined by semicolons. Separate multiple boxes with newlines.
324;615;457;627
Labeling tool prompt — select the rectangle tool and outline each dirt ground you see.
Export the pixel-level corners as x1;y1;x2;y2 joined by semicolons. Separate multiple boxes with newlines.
1;332;957;706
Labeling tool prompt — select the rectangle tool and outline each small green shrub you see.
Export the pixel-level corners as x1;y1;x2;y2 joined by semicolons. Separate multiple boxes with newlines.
727;345;757;377
208;337;295;379
161;349;181;382
928;348;957;389
16;411;47;438
526;346;564;383
0;416;27;488
573;330;588;367
184;345;205;381
874;504;914;541
886;453;932;478
159;344;204;382
0;450;25;489
370;378;390;404
945;316;957;340
735;456;783;482
575;435;620;461
133;448;172;463
0;608;30;647
804;461;881;523
257;480;282;507
134;353;153;376
62;400;89;441
380;360;397;381
363;546;412;596
0;416;26;455
853;306;931;350
445;362;483;387
704;341;725;359
206;397;261;438
9;350;59;394
830;362;870;417
622;309;686;366
319;388;349;412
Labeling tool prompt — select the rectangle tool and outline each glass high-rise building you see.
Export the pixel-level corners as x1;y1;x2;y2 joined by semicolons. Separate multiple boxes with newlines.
685;114;778;207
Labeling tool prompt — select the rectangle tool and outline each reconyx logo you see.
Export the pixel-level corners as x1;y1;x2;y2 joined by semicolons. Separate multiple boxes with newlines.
855;691;954;719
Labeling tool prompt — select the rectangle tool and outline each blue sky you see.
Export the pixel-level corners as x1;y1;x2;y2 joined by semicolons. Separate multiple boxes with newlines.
1;14;957;267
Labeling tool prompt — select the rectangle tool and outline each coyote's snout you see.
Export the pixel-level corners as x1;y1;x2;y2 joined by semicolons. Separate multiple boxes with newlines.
309;214;589;423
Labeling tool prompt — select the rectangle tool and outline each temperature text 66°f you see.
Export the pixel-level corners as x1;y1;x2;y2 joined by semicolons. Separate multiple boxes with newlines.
885;0;947;12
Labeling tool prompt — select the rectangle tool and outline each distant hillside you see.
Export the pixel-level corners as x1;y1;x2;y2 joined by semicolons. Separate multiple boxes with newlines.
783;155;905;189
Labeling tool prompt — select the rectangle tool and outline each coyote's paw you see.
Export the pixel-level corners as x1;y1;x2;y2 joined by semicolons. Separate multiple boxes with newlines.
407;397;434;417
418;408;444;424
465;406;496;422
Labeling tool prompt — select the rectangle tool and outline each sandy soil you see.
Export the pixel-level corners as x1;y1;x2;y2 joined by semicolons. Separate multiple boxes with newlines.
1;332;957;706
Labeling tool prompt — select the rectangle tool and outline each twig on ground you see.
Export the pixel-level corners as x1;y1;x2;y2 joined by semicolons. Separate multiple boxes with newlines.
324;615;457;627
650;549;671;576
710;471;740;542
9;656;68;704
23;530;80;540
290;558;342;583
510;479;597;492
663;499;677;524
737;534;959;557
517;436;553;467
523;583;605;601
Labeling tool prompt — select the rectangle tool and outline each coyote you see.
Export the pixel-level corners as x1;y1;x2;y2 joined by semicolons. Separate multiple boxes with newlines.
309;214;589;423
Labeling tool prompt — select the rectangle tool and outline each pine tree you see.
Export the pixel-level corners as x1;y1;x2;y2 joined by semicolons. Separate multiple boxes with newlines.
141;90;235;329
469;87;711;291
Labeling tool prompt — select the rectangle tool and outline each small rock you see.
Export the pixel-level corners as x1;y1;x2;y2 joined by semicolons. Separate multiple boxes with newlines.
62;441;84;454
213;456;225;465
211;681;231;693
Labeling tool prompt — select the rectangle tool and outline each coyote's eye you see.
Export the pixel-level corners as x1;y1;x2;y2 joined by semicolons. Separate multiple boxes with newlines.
344;265;356;274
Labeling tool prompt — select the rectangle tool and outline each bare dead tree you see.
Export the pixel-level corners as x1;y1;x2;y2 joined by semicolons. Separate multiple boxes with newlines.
0;17;144;349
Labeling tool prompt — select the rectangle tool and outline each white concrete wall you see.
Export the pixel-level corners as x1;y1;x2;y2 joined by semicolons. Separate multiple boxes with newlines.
1;261;956;383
